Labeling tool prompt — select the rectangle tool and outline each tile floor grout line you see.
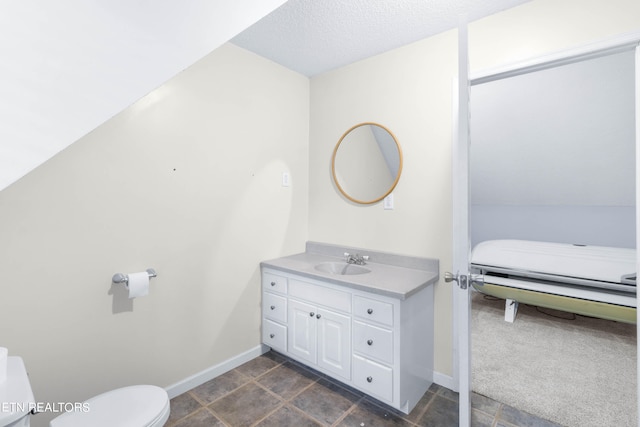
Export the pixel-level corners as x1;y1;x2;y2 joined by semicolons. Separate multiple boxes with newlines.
329;395;365;427
285;400;330;427
204;404;234;427
284;376;360;427
185;389;208;407
417;392;439;426
252;377;293;403
494;403;511;427
283;375;321;403
252;360;324;404
278;373;359;426
471;399;507;424
247;400;287;427
190;370;255;407
165;391;211;426
402;392;435;426
216;378;287;427
250;358;287;381
490;412;500;427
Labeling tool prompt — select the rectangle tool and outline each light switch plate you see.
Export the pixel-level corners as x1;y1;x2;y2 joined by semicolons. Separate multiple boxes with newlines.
383;193;394;210
282;172;290;187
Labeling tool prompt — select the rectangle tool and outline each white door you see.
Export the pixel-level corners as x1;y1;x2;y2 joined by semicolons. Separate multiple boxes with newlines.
452;21;472;427
288;299;317;364
635;43;640;427
317;308;351;379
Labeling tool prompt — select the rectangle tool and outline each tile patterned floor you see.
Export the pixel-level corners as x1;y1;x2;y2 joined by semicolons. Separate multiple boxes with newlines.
166;351;563;427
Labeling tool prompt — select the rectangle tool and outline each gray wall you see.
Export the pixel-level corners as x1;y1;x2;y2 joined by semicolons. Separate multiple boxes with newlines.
470;49;636;248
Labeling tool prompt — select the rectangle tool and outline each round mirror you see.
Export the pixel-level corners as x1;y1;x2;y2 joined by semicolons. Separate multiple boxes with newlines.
332;122;403;204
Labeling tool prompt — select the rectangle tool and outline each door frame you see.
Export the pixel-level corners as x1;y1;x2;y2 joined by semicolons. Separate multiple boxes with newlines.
452;18;472;427
453;30;640;426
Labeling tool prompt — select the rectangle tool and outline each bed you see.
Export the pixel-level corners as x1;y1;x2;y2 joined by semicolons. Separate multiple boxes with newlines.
469;240;637;323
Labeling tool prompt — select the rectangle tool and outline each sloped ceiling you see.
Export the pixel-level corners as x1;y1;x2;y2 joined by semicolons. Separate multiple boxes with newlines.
232;0;532;76
0;0;286;191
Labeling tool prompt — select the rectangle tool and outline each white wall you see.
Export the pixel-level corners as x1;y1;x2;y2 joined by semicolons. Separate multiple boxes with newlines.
309;31;458;376
309;0;640;379
0;43;309;427
0;0;287;191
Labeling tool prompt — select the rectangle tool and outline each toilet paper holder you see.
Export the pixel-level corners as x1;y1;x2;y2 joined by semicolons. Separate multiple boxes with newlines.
112;268;157;285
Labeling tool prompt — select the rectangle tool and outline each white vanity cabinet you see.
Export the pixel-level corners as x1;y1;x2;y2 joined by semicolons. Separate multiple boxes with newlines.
288;299;351;380
261;267;434;414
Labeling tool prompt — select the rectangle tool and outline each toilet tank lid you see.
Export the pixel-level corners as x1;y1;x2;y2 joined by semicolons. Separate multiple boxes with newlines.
50;385;169;427
0;357;36;425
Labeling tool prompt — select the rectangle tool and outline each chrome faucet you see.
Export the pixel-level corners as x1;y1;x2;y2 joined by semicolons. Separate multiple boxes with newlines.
344;252;369;265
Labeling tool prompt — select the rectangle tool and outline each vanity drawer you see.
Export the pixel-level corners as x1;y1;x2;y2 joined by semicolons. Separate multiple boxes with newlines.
263;319;287;352
263;271;288;294
263;292;287;323
353;354;393;402
289;279;351;313
353;295;393;326
353;320;393;364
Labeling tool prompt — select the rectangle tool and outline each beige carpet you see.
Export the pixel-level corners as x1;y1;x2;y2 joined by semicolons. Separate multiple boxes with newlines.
471;291;637;427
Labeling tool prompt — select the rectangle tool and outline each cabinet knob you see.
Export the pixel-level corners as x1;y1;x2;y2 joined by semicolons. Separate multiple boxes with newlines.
270;305;276;310
270;333;275;338
367;308;373;314
316;314;321;319
310;312;315;317
367;339;373;346
366;376;373;383
270;281;276;286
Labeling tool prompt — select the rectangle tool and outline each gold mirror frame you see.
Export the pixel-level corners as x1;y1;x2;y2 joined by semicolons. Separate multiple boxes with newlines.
331;122;403;204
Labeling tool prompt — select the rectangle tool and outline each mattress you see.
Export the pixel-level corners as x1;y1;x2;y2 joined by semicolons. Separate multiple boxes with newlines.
471;240;636;294
470;240;637;322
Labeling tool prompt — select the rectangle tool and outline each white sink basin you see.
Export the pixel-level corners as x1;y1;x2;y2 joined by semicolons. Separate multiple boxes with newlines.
314;262;371;275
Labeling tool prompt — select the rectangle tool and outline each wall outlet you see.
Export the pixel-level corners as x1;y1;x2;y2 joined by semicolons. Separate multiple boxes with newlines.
282;172;290;187
383;193;394;210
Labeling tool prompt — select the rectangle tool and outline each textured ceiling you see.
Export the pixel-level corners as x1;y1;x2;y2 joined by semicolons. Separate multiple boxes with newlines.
232;0;532;76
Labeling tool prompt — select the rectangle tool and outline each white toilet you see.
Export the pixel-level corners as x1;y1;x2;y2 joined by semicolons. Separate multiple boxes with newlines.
0;356;170;427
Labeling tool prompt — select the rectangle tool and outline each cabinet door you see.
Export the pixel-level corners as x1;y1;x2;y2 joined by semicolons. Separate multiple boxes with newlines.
317;309;351;380
288;299;317;364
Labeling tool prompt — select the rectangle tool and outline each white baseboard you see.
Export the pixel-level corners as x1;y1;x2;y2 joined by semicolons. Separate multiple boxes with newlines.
433;370;456;392
164;344;269;399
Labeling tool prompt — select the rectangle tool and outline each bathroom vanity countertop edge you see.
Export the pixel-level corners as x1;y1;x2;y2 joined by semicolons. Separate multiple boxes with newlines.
261;252;439;300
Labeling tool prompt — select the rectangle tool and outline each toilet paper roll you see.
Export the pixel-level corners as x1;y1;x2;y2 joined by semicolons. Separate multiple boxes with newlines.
126;272;150;299
0;347;7;384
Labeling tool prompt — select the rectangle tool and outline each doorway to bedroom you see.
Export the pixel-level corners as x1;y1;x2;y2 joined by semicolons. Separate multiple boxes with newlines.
468;46;637;427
